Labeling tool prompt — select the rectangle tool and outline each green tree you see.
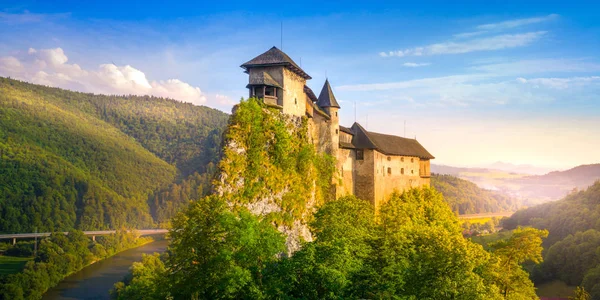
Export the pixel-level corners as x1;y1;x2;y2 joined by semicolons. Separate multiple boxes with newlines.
165;195;286;299
111;253;168;300
488;227;548;299
570;286;592;300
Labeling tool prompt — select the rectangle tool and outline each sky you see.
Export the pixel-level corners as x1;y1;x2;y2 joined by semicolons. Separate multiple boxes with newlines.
1;1;599;170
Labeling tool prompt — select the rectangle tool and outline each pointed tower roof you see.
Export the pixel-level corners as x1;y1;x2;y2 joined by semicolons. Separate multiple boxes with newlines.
317;79;340;108
241;46;311;79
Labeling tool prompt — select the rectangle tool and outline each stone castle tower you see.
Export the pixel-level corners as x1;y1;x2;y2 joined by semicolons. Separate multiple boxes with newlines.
242;47;434;211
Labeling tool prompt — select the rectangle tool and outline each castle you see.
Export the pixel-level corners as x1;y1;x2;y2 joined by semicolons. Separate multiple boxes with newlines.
241;47;434;211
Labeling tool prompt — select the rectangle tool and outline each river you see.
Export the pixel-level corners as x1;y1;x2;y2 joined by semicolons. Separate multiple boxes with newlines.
42;240;168;300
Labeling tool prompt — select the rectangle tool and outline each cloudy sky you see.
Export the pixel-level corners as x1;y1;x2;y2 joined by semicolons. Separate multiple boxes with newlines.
1;1;599;169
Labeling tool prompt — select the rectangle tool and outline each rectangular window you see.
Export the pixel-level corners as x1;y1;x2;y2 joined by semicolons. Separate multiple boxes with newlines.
356;149;364;160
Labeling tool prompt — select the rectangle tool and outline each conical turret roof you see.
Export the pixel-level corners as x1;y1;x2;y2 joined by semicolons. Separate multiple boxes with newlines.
317;79;340;108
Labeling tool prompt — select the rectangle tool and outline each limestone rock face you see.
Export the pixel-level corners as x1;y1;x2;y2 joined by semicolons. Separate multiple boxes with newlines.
214;99;334;254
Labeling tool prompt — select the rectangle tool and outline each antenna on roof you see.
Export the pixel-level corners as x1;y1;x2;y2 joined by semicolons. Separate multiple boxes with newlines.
280;21;283;50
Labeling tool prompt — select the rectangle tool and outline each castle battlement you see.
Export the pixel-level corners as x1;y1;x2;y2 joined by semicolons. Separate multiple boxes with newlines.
242;47;434;210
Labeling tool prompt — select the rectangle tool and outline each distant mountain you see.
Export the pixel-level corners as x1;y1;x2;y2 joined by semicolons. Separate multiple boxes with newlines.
506;164;600;202
432;163;600;205
432;174;519;214
484;161;554;175
0;77;229;233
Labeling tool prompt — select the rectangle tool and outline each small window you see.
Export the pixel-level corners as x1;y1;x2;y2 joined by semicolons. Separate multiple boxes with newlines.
335;112;338;116
387;167;391;174
401;157;404;162
387;156;391;161
401;168;404;175
356;149;364;160
411;170;414;174
294;98;297;105
335;129;339;134
411;158;414;163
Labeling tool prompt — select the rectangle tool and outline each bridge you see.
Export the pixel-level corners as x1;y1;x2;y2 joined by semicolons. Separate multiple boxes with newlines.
0;229;168;244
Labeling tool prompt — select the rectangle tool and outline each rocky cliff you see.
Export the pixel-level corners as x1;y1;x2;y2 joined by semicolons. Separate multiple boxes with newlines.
214;98;335;253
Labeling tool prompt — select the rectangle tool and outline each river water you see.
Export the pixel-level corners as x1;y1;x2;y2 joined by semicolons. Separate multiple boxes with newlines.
42;240;168;300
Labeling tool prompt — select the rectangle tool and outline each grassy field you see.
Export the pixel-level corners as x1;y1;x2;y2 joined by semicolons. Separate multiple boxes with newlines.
461;217;492;224
0;255;32;275
536;280;576;298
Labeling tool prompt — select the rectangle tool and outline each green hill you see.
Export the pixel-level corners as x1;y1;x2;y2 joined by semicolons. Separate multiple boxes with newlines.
0;77;228;233
504;181;600;297
432;174;519;214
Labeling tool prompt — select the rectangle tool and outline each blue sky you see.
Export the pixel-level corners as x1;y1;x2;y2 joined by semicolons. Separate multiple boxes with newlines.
1;1;599;169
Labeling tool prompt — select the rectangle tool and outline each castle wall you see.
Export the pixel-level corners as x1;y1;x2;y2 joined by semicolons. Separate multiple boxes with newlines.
282;68;307;117
354;149;376;207
336;147;355;198
309;110;333;155
372;152;430;210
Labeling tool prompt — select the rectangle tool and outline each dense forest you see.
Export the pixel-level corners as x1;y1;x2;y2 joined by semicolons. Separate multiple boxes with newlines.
0;77;228;233
504;181;600;298
432;174;519;214
111;98;548;299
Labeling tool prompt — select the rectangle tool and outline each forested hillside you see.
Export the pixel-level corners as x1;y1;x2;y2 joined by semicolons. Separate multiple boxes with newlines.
504;181;600;298
432;174;519;214
112;98;546;299
0;77;228;233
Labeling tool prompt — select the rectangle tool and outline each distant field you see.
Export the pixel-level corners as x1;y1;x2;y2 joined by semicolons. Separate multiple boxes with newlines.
536;280;576;298
0;255;32;275
459;212;514;219
462;217;492;224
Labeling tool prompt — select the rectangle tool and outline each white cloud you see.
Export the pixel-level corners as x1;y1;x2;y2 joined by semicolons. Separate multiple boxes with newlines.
476;14;559;30
0;47;208;105
472;59;600;75
402;62;431;67
453;31;488;39
381;31;546;57
336;74;600;109
517;76;600;89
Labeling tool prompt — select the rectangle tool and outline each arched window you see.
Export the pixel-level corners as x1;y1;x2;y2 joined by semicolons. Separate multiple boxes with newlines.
411;158;414;163
401;168;404;175
387;167;391;174
401;157;404;162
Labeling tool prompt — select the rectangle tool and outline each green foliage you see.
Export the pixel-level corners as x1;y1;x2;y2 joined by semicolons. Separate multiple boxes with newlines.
264;189;533;300
432;174;519;214
162;195;286;299
487;227;548;299
0;77;228;232
216;98;334;226
0;229;151;299
505;181;600;298
570;286;592;300
116;188;545;300
110;253;168;300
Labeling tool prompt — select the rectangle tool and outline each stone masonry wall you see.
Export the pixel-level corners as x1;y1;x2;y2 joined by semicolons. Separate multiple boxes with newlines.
282;68;306;117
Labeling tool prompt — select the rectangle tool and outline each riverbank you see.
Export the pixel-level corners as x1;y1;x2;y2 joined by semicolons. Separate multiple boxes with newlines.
0;230;158;299
43;240;168;300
